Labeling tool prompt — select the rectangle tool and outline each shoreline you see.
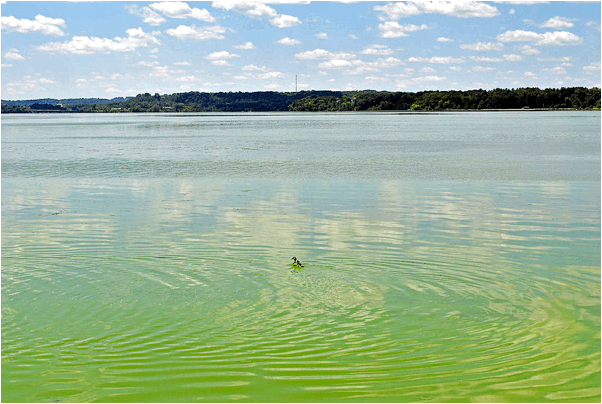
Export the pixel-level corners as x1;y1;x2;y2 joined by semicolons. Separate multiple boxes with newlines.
2;107;599;114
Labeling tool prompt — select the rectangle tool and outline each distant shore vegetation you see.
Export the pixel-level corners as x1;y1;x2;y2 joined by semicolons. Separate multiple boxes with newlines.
2;87;600;114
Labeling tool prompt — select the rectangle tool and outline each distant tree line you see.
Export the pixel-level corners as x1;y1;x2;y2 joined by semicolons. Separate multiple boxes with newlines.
1;103;123;113
118;91;341;112
289;87;601;111
2;87;600;114
1;96;132;113
1;97;131;107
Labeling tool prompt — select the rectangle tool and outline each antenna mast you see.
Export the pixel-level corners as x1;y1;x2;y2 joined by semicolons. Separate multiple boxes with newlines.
295;75;298;92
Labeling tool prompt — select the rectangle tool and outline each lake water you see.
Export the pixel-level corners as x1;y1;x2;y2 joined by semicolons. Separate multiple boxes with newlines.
2;111;600;402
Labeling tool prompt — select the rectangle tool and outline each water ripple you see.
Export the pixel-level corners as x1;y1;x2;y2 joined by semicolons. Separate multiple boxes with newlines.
2;122;600;403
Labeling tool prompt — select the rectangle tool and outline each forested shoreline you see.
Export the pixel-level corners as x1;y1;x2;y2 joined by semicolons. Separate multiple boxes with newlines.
2;87;600;113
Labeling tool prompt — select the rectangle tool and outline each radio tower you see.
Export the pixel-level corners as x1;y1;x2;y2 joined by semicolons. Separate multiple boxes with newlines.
295;75;298;92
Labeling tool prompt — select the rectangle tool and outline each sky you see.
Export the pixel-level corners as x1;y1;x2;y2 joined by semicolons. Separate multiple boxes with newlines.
1;1;600;99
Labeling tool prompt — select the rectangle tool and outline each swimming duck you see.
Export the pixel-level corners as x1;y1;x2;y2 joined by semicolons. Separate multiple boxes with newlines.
291;256;304;267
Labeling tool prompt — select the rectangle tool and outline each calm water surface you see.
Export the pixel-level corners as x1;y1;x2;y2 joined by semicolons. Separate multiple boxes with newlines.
2;112;600;402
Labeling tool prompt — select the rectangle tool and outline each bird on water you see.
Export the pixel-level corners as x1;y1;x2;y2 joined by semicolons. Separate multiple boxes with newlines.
291;256;304;267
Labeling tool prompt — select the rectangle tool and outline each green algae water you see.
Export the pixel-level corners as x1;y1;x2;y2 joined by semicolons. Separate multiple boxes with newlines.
2;112;600;402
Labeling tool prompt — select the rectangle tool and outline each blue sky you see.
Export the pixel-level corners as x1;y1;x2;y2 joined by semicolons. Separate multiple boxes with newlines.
1;1;600;99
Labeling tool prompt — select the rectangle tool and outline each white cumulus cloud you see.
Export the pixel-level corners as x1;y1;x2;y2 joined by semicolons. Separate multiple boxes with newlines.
166;24;228;40
470;56;502;62
126;5;166;26
543;66;567;75
212;1;301;28
497;30;583;46
206;50;239;66
235;42;255;49
517;44;540;55
540;16;574;29
4;48;25;60
319;56;404;74
371;57;404;68
375;1;499;20
270;14;302;28
149;1;215;22
206;50;239;60
4;76;56;95
210;60;231;66
242;65;269;71
583;62;601;71
318;59;360;69
257;71;285;80
361;45;394;55
472;66;496;72
1;14;66;36
379;21;429;38
408;56;465;64
277;37;300;46
295;49;356;60
503;54;522;62
36;28;161;54
459;41;504;51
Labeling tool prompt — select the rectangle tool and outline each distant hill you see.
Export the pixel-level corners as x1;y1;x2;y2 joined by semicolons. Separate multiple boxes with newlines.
1;97;132;106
